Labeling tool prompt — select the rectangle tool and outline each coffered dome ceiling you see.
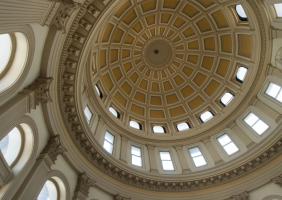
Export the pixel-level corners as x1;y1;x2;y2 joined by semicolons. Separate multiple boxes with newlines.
90;0;258;136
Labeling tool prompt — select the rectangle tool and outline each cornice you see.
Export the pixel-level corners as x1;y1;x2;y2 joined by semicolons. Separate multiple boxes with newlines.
52;0;282;192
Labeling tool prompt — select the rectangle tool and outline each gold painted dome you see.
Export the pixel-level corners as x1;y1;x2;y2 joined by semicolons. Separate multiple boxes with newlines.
90;0;257;137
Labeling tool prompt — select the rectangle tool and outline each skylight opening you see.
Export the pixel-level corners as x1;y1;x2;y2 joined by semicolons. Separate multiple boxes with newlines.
131;146;142;167
236;66;248;82
153;125;165;134
94;84;103;98
200;111;214;123
0;34;12;74
189;147;207;167
129;120;142;130
160;151;174;171
103;131;114;154
244;113;269;135
217;134;239;155
235;4;248;21
109;107;120;118
274;3;282;17
176;122;190;132
220;92;234;106
265;82;282;103
83;105;92;124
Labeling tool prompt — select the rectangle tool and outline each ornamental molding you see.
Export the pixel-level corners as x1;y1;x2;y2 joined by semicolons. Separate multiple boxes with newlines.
22;77;53;109
225;192;249;200
114;195;131;200
73;173;96;200
39;135;66;166
53;0;282;192
272;174;282;187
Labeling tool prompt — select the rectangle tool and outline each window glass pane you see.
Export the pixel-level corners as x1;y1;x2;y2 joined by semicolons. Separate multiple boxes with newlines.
153;125;165;134
236;4;247;19
160;151;171;160
252;120;269;135
274;3;282;17
132;155;142;167
131;146;141;156
83;106;92;123
221;92;234;106
189;147;202;157
193;156;207;167
277;91;282;102
109;107;119;118
103;140;113;154
266;83;280;98
129;120;141;130
217;134;231;146
0;127;22;166
236;67;247;82
200;111;213;123
105;132;114;143
94;85;102;97
177;122;189;131
0;34;12;74
244;113;259;127
162;160;174;170
224;142;239;155
37;180;58;200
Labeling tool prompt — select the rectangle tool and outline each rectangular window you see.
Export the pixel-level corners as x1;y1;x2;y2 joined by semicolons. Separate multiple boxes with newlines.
103;131;114;154
189;147;207;167
84;106;93;124
131;146;142;167
265;82;282;103
217;134;239;155
160;151;174;171
244;113;269;135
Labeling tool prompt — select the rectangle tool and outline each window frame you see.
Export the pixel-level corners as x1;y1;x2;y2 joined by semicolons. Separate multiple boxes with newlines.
159;151;175;171
217;133;239;156
237;106;277;143
0;125;25;168
130;145;143;167
188;146;207;168
0;33;17;80
103;131;115;155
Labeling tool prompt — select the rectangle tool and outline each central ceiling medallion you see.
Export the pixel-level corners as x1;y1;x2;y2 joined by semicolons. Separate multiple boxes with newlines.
144;38;173;68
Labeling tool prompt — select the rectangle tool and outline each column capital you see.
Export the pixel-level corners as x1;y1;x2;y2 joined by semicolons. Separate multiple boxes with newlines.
23;77;53;108
73;173;95;200
39;135;66;165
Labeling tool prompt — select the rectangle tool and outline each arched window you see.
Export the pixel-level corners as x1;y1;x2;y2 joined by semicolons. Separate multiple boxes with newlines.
200;111;214;123
236;66;248;83
220;92;234;106
37;176;67;200
37;179;58;200
176;122;190;132
0;123;34;171
0;34;12;76
109;106;120;118
0;127;22;166
129;120;142;130
235;4;248;21
153;125;165;134
0;32;29;93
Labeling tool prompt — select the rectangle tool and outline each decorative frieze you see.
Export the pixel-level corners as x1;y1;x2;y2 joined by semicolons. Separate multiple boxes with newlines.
73;173;95;200
55;0;282;193
49;0;81;32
